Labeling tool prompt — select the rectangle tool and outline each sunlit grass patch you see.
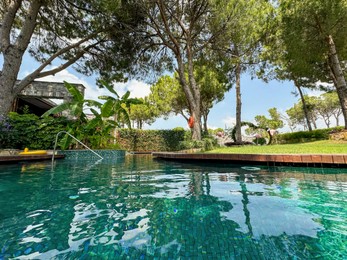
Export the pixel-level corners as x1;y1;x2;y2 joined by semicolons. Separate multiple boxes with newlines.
206;140;347;154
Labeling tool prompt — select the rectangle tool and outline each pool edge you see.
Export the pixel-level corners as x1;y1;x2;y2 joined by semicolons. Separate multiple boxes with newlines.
152;152;347;168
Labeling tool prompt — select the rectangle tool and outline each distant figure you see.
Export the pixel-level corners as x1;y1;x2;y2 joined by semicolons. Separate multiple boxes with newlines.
266;128;277;144
269;129;277;136
216;131;224;138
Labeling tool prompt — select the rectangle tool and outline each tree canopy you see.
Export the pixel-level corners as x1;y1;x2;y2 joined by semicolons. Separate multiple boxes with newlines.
0;0;144;115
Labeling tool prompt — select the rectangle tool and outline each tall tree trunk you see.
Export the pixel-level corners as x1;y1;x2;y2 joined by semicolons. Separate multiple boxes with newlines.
0;73;17;115
294;81;312;131
187;41;201;140
0;47;31;114
333;113;340;126
235;62;242;143
326;35;347;129
176;56;201;140
0;0;41;115
203;112;208;134
312;119;317;129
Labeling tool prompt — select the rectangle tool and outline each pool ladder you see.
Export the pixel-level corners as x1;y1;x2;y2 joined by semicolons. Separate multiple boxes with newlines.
52;131;103;162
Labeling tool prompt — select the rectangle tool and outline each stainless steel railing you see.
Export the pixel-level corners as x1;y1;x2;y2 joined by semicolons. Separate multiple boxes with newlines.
52;131;103;162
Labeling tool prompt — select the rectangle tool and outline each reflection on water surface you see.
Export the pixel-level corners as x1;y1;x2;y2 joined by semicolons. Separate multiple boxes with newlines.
0;155;346;259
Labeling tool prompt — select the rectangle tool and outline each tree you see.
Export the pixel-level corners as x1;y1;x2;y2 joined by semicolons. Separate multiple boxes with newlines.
136;0;227;140
246;108;284;144
148;75;188;121
323;92;343;126
148;64;230;132
129;97;157;129
286;96;319;130
0;0;142;115
258;2;330;132
286;104;309;131
278;0;347;128
315;92;342;128
196;61;231;133
210;0;274;142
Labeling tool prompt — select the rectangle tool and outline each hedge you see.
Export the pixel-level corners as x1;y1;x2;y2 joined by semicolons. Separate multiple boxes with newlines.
0;113;205;152
117;129;186;152
277;127;344;144
0;112;71;150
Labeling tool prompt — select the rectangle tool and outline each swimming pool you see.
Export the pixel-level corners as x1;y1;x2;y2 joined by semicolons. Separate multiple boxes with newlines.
0;155;346;259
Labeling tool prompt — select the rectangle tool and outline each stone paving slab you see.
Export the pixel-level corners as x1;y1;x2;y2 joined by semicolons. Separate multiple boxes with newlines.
152;152;347;167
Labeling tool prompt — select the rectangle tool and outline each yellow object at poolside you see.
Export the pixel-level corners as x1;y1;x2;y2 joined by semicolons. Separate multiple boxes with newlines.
19;148;47;155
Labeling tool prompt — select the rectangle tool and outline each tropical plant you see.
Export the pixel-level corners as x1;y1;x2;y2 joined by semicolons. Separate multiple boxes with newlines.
42;81;101;148
43;81;141;149
98;80;142;128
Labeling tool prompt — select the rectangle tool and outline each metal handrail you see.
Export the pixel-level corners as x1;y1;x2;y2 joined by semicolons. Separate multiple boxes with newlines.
52;131;103;162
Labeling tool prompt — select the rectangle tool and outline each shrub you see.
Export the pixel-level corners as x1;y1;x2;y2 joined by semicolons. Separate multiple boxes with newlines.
0;113;72;149
117;129;186;151
252;137;267;145
178;137;218;151
277;127;344;144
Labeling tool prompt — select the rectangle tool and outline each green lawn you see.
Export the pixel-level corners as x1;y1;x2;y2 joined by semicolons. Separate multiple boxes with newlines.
207;140;347;154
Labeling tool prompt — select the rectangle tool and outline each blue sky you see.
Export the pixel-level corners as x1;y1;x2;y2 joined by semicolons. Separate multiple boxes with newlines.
3;53;316;133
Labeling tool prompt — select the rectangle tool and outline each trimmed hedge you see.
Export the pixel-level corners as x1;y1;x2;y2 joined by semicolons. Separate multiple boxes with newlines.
277;127;344;144
117;129;186;152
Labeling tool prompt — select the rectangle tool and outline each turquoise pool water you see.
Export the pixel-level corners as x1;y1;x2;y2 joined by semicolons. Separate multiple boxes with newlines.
0;155;346;259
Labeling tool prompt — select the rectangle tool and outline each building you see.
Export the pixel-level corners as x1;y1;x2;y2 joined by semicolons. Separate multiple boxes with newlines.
12;81;85;116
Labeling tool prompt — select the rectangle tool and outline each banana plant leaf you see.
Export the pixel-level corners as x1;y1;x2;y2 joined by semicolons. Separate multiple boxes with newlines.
63;81;84;102
98;80;120;98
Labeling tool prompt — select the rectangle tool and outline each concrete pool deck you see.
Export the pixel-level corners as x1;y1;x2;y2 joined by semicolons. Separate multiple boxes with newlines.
152;152;347;168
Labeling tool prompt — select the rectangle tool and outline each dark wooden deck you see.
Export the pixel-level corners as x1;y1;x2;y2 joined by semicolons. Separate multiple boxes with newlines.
152;152;347;168
0;154;65;164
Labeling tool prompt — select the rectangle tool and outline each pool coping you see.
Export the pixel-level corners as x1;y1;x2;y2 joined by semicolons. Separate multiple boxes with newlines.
152;152;347;168
0;154;65;164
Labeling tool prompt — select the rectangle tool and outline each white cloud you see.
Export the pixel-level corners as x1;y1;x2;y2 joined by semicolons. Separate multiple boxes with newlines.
315;80;334;89
32;69;150;102
222;116;236;128
113;80;151;99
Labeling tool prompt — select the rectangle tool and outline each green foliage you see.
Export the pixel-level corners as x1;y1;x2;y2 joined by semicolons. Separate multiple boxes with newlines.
254;108;284;130
277;127;344;144
148;75;185;119
117;129;187;152
148;61;230;132
178;137;218;152
129;97;157;129
202;137;218;151
172;127;185;131
0;113;71;149
0;112;125;150
228;122;262;142
252;137;267;145
42;81;142;149
117;128;218;152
